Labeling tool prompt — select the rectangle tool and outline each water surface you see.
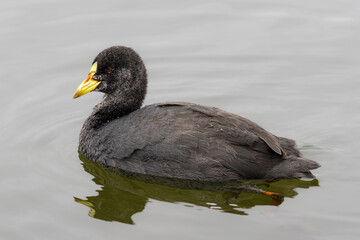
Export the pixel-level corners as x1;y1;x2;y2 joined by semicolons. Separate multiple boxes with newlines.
1;0;359;239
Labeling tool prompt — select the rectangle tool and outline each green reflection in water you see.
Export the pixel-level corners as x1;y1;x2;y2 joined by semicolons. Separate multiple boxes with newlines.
74;152;319;224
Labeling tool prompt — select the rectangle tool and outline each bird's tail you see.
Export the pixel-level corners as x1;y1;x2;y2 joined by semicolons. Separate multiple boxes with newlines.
265;156;320;179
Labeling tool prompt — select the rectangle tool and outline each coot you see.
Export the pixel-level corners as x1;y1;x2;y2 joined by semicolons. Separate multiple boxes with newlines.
73;46;320;181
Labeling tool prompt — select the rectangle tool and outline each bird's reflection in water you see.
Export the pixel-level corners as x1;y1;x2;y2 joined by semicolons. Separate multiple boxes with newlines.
74;153;319;224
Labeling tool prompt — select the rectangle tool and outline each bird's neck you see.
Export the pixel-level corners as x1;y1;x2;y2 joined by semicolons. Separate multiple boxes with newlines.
82;89;145;131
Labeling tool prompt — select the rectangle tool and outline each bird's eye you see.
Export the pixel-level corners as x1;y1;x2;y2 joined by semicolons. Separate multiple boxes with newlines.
106;67;112;73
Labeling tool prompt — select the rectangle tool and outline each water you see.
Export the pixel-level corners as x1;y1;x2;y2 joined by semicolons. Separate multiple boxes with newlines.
1;0;359;239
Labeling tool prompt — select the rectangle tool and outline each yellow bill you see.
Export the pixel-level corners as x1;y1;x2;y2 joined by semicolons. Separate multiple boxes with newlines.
73;62;100;99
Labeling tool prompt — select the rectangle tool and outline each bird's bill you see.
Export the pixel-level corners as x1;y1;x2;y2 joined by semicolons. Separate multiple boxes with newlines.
73;62;100;99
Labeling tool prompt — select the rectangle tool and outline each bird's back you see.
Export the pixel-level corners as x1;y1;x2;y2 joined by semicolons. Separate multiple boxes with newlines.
80;102;319;181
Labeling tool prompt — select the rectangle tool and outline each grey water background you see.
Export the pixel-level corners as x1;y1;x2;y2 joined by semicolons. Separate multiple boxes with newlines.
1;0;359;239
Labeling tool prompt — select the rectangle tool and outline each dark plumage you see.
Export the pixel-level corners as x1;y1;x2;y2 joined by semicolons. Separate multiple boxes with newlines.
75;46;320;181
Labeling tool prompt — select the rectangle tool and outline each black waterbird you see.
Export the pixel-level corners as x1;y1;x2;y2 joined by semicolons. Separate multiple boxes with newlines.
73;46;320;182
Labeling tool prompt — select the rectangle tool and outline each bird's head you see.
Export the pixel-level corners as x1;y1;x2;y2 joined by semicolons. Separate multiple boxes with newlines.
73;46;147;99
